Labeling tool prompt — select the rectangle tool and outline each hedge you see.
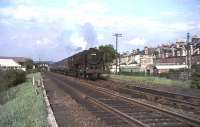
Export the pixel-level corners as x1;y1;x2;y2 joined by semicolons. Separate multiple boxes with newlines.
0;70;26;92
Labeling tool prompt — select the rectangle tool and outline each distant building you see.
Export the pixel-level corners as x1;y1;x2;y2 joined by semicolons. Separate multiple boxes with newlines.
120;53;141;65
34;61;53;72
120;64;141;72
140;55;153;70
0;59;26;71
144;46;156;55
114;49;154;73
110;65;120;73
0;56;35;71
0;56;29;65
192;35;200;44
110;34;200;74
153;35;200;66
150;64;188;74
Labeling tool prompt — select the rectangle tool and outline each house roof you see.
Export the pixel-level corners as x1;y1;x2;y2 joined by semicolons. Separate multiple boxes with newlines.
0;56;29;63
192;35;200;39
176;39;186;43
0;59;21;67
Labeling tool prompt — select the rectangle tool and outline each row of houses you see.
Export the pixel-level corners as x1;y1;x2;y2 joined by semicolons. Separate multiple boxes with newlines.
111;34;200;74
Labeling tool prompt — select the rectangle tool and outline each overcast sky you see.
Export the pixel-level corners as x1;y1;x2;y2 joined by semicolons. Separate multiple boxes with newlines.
0;0;200;61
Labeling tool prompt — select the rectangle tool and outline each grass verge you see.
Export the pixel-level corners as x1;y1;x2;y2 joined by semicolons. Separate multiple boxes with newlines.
0;73;48;127
110;74;191;89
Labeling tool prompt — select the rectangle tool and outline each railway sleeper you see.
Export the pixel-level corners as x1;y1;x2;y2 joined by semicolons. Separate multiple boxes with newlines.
126;113;174;122
96;114;115;118
104;102;131;106
132;115;169;120
92;111;114;116
102;119;128;125
126;111;159;116
139;118;179;123
148;121;187;127
95;96;113;100
110;124;130;127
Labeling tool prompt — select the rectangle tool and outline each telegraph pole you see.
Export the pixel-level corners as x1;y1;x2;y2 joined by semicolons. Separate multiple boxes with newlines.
113;33;123;74
186;32;191;79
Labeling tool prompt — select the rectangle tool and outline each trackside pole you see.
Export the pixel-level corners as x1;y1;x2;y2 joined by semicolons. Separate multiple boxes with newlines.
32;76;35;86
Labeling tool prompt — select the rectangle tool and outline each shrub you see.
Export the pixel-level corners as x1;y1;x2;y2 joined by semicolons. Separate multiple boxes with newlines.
191;65;200;89
119;71;146;76
0;70;26;92
27;69;39;74
158;72;168;78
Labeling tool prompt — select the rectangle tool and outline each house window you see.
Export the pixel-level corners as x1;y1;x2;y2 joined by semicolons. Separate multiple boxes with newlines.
197;48;200;54
165;53;168;57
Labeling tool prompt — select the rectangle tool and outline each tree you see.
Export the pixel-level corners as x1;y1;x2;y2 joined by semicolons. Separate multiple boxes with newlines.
98;44;116;63
23;59;34;70
98;44;116;72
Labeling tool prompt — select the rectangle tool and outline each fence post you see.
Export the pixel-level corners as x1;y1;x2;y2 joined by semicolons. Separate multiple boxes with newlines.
32;76;35;86
32;76;39;95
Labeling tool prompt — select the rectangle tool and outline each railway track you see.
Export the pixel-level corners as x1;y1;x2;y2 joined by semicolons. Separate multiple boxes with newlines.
86;79;200;115
47;73;200;127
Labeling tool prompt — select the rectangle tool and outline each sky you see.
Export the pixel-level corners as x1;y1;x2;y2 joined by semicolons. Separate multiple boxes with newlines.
0;0;200;61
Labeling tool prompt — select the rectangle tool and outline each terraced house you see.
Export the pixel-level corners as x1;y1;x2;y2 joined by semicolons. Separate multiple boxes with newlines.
115;34;200;74
154;34;200;66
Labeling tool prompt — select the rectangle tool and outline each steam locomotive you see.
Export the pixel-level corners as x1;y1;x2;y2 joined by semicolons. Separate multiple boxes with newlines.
51;48;104;79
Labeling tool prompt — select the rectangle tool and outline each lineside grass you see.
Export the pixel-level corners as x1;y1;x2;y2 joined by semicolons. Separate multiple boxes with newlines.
110;74;191;89
0;73;48;127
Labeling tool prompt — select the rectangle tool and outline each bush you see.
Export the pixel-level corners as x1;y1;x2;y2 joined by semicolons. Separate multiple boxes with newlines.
0;70;26;92
191;65;200;89
119;71;146;76
158;72;168;78
27;69;39;74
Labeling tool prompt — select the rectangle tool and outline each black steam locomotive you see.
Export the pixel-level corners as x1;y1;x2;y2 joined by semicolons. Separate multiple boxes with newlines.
51;48;104;79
